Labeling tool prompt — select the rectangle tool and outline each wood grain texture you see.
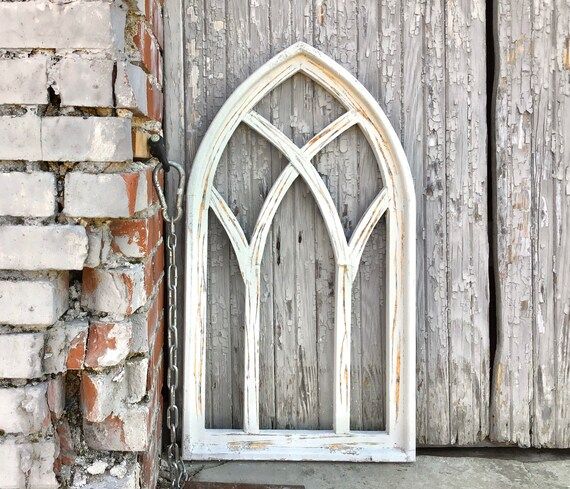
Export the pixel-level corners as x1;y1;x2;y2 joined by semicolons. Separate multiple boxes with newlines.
445;0;490;445
178;0;489;445
401;0;490;445
491;0;570;447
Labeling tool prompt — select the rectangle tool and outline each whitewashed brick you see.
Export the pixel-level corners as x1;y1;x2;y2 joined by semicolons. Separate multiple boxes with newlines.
85;226;111;268
0;332;44;378
0;1;126;50
0;225;88;271
78;357;148;423
81;367;123;422
0;114;42;161
130;311;150;354
125;357;148;404
55;57;114;107
82;265;147;315
115;61;148;114
0;116;131;162
85;320;133;369
44;320;89;374
64;170;149;218
47;376;65;419
0;172;56;217
0;274;68;326
0;438;58;489
0;58;48;105
0;384;50;435
84;403;150;451
42;117;132;162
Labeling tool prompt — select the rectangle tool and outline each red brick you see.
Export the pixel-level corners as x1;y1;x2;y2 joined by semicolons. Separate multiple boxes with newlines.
109;212;161;259
67;328;87;370
47;376;65;420
80;373;99;421
139;401;162;488
146;80;163;122
133;23;162;82
84;320;132;369
146;334;162;391
147;318;164;391
157;278;165;316
144;257;154;298
84;404;151;451
153;242;165;283
147;294;160;339
80;369;124;422
142;243;164;298
145;0;164;48
55;420;75;469
146;166;162;205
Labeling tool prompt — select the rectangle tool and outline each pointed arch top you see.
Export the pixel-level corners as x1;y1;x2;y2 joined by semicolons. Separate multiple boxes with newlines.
184;42;416;462
187;42;415;222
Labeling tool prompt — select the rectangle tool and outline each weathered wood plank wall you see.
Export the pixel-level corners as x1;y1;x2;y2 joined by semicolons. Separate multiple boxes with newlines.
172;0;491;445
491;0;570;447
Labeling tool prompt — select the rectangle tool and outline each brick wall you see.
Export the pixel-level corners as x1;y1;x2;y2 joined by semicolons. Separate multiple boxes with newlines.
0;1;165;487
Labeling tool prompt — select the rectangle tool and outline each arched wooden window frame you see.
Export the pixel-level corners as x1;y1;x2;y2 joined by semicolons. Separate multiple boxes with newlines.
183;42;416;462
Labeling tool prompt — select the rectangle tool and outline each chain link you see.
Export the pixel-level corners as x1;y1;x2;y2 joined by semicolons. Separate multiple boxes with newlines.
152;162;188;488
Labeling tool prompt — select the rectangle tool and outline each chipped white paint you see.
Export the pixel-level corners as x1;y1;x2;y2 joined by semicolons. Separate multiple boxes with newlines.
183;43;416;461
491;0;570;448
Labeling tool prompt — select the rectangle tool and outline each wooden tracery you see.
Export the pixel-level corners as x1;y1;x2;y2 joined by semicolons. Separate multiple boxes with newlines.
184;42;416;462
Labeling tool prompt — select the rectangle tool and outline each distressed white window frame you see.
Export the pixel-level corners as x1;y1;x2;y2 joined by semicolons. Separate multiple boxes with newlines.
183;42;416;462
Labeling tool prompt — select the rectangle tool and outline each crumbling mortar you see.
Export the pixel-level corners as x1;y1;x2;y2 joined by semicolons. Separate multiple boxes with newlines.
133;116;162;133
0;105;29;116
0;269;63;281
0;161;50;171
0;215;59;226
68;159;145;174
0;49;55;60
0;375;51;389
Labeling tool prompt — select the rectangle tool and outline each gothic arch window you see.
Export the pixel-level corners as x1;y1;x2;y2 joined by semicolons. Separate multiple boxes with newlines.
184;42;416;461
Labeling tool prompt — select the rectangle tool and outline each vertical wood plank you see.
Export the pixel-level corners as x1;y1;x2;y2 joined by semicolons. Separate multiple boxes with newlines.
355;0;394;431
250;1;277;432
268;0;297;429
331;0;362;433
423;0;450;445
553;0;570;446
226;0;250;429
531;0;556;445
203;0;233;430
492;0;570;447
445;0;490;444
492;0;534;447
290;0;319;429
401;0;428;443
313;0;342;431
401;0;491;445
240;0;273;434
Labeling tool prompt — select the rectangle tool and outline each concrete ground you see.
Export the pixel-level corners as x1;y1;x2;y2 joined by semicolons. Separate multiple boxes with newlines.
160;449;570;488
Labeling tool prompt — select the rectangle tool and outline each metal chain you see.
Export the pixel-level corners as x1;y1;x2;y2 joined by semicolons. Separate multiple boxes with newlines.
152;161;188;489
